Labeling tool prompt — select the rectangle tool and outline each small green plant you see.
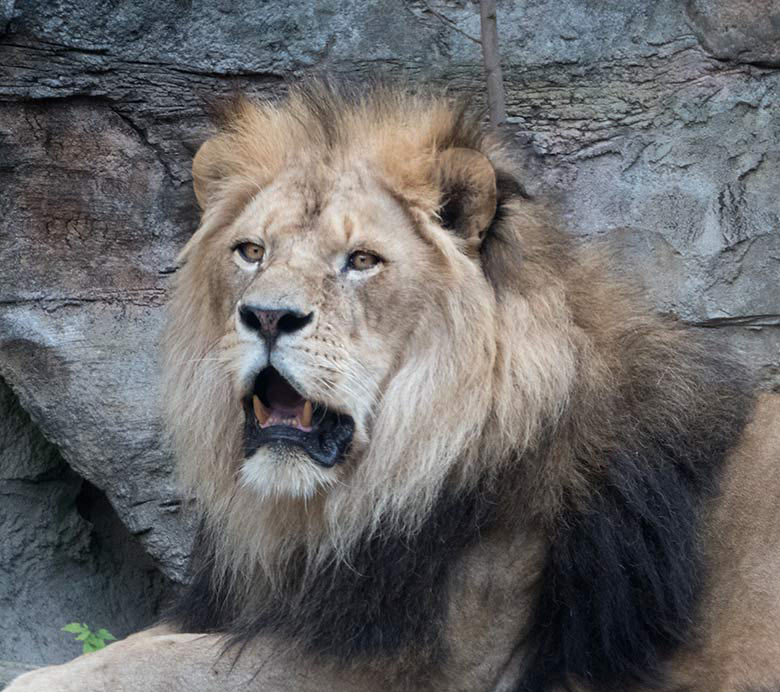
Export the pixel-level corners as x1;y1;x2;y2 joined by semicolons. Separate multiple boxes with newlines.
62;622;117;654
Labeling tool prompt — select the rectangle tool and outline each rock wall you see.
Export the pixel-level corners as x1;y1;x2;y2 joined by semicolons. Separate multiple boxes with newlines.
0;378;171;666
0;0;778;668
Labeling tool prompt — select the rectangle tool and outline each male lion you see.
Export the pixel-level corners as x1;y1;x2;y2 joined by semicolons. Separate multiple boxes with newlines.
8;83;780;692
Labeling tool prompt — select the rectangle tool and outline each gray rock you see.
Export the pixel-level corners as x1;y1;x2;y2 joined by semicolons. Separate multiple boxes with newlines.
686;0;780;67
0;379;173;666
0;662;38;691
0;0;778;666
0;100;195;583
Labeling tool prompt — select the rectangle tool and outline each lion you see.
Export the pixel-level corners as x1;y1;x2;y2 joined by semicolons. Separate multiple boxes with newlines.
8;82;780;692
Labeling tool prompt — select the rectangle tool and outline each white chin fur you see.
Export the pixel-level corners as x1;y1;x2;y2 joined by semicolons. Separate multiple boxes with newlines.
239;445;336;500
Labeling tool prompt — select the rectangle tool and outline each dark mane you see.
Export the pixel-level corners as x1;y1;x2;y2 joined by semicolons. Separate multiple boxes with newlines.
517;329;754;690
167;483;498;672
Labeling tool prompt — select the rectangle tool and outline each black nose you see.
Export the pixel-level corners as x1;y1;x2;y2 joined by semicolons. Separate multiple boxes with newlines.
238;305;313;345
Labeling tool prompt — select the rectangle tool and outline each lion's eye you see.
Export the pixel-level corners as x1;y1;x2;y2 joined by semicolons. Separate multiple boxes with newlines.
234;242;265;264
346;251;381;271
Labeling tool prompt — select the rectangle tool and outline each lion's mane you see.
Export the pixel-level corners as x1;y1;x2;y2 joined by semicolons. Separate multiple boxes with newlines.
162;82;753;690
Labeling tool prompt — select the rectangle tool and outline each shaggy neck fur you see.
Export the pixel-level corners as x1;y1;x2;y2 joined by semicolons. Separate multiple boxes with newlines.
169;481;499;675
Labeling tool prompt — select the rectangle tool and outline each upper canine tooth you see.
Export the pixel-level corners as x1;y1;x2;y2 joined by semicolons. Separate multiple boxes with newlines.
252;395;269;425
301;400;313;428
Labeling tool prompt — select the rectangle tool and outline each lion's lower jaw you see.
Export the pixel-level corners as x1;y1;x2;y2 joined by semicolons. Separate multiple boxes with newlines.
239;447;337;500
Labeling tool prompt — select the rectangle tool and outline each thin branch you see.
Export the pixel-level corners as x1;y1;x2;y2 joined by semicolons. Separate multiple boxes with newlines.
419;1;482;45
479;0;507;127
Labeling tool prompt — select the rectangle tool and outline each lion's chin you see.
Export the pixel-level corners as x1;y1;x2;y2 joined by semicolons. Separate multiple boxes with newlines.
239;444;339;500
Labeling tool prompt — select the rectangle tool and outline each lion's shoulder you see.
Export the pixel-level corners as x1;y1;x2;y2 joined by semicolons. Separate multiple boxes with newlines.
657;393;780;688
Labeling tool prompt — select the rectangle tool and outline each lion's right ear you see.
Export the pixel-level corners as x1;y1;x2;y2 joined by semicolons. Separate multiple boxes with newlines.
435;148;497;250
174;139;228;264
192;138;226;211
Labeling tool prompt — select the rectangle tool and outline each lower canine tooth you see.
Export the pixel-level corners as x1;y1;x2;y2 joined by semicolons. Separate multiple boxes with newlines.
301;400;313;427
253;395;269;425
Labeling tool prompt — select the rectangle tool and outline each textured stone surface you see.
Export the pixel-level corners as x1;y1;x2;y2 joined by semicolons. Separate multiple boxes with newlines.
0;379;172;667
0;98;194;583
686;0;780;67
0;662;37;690
0;0;778;666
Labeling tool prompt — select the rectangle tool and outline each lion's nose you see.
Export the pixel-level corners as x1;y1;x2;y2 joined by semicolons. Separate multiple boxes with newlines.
238;304;313;346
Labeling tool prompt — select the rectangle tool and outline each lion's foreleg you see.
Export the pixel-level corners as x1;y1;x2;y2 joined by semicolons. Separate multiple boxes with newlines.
5;627;374;692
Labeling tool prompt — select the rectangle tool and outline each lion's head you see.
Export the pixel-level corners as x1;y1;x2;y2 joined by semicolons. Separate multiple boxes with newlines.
162;84;576;573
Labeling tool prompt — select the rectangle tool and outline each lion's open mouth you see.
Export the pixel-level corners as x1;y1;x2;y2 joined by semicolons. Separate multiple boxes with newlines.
243;367;354;468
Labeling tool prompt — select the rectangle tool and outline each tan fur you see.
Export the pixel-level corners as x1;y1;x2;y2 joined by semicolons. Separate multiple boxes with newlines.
8;84;779;692
659;394;780;692
162;85;577;588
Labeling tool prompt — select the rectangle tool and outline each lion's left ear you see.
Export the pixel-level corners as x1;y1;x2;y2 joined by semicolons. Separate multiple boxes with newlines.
435;148;497;248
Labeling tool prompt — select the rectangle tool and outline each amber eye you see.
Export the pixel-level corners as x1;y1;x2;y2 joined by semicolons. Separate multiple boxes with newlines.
234;242;265;264
347;250;381;271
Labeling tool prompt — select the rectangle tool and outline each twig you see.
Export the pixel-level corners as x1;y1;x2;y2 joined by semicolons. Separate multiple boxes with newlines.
479;0;507;127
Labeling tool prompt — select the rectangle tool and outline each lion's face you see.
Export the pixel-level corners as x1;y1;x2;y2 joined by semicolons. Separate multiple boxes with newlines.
203;165;453;499
164;88;576;556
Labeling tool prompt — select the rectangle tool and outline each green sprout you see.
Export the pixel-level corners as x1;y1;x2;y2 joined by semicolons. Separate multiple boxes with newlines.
62;623;117;654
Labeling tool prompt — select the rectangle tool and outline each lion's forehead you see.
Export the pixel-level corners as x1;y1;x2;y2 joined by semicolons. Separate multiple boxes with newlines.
232;167;418;256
